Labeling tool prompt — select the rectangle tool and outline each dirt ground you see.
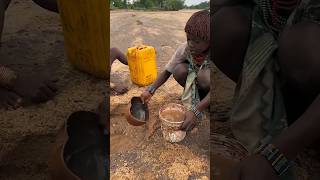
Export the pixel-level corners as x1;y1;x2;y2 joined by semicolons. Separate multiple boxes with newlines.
0;0;106;179
110;10;210;179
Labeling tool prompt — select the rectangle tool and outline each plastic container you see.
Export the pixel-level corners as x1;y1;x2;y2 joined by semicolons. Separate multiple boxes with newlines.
57;0;109;79
159;103;186;143
127;45;157;86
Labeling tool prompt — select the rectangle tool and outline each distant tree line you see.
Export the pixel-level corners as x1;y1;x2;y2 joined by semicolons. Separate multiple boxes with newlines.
187;1;209;9
110;0;209;11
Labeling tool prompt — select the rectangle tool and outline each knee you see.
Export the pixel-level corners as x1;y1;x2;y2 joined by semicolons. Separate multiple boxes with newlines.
213;5;252;51
278;22;320;88
172;64;188;84
173;64;188;78
110;47;120;61
197;69;210;91
213;6;252;81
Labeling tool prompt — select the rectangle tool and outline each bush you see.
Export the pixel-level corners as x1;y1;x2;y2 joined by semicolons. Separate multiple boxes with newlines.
187;1;209;9
163;0;185;11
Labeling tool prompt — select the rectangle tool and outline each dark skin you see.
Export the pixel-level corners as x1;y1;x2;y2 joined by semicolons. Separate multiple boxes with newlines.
110;47;128;66
141;33;210;132
109;47;129;95
0;0;58;109
213;5;320;180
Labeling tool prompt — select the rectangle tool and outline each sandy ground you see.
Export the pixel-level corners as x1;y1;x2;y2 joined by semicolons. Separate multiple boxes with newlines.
110;10;210;179
0;0;106;179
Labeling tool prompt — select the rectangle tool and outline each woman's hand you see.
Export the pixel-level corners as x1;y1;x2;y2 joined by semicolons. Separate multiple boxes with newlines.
229;155;279;180
140;90;153;104
180;110;197;131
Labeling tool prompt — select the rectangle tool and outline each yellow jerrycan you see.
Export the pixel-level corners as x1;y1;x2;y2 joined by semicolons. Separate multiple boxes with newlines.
57;0;109;79
127;45;158;86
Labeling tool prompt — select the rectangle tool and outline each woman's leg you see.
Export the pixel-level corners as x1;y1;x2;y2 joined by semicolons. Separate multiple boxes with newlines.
278;22;320;124
197;68;210;100
172;63;188;87
212;5;252;82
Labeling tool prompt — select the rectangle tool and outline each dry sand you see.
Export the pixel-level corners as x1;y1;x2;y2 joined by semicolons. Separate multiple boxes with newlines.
110;10;210;179
0;0;106;179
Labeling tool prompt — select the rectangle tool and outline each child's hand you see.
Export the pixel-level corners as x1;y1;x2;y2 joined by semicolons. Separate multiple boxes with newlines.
140;90;152;104
229;155;279;180
180;111;197;131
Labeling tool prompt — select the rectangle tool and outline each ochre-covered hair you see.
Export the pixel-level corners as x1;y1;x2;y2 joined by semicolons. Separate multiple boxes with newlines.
185;9;210;41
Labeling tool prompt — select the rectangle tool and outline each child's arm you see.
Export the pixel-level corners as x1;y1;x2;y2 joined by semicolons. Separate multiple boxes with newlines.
141;43;188;103
150;70;171;91
196;93;210;112
140;70;171;104
180;92;210;131
110;47;128;65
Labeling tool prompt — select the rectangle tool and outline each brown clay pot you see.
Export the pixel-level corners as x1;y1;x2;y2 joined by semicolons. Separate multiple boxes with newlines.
48;111;106;180
125;96;149;126
49;123;80;180
211;133;249;180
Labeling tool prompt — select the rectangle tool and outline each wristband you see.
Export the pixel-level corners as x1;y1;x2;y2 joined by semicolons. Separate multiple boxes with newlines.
190;106;202;120
255;143;294;176
147;85;156;95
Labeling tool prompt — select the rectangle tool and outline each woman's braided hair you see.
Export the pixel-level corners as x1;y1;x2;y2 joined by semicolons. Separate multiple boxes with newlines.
185;9;210;41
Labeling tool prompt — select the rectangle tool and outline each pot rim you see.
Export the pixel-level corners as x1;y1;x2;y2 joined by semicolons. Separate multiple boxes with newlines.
211;133;249;158
159;103;186;125
126;97;148;125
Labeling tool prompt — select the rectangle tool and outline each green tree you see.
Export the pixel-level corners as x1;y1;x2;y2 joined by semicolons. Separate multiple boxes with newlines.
188;1;209;9
110;0;127;8
163;0;185;11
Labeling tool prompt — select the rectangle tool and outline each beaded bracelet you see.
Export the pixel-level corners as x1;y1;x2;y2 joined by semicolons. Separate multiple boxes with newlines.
190;106;203;120
147;85;156;95
255;143;294;176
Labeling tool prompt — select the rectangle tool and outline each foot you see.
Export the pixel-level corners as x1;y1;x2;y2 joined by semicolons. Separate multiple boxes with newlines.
0;87;22;109
111;84;128;96
10;72;58;104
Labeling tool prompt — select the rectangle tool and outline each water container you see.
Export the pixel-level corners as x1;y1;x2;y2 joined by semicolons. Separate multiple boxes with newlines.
57;0;109;79
127;45;157;86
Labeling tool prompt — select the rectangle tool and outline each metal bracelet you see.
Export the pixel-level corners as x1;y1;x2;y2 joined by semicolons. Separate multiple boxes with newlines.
190;106;202;120
147;85;156;95
255;143;293;176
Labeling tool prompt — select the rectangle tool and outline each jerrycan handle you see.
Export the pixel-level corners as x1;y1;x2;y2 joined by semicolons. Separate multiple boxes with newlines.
136;45;146;50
